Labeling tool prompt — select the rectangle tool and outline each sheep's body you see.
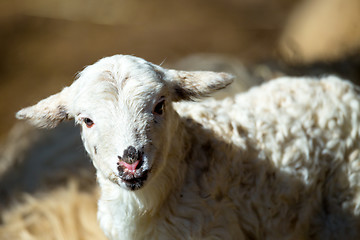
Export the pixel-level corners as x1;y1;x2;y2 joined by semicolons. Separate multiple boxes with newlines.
16;55;360;239
173;77;360;239
97;76;360;240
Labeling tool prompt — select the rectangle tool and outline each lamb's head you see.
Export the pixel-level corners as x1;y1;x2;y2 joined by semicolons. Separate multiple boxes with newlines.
16;55;233;191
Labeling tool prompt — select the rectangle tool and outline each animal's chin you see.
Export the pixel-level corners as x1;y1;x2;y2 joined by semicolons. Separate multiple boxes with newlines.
118;169;150;191
113;166;150;191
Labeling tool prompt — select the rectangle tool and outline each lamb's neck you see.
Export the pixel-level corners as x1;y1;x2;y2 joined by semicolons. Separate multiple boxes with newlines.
97;175;159;239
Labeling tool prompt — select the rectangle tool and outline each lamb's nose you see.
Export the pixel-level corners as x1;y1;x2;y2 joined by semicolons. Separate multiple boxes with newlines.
123;146;138;160
118;146;142;164
117;146;143;172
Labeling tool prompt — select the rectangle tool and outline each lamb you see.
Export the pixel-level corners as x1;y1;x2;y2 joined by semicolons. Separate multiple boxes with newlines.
16;54;360;239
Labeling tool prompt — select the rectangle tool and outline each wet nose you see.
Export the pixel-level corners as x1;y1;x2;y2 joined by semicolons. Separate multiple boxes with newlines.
118;146;142;164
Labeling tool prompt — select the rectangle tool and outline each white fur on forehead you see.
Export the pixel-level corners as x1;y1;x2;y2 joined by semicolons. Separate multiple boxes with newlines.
77;55;159;84
74;55;164;99
72;55;164;108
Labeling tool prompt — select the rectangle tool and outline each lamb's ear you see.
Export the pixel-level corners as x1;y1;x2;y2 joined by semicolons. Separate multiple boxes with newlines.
16;87;73;128
166;69;234;101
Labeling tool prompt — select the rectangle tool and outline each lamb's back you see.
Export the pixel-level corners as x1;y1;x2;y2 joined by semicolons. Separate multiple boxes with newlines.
176;75;360;174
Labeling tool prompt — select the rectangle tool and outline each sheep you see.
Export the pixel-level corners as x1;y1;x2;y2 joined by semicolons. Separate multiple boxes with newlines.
16;54;360;239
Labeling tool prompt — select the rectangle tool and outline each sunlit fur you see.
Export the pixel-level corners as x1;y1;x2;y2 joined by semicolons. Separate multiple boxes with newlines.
17;55;360;239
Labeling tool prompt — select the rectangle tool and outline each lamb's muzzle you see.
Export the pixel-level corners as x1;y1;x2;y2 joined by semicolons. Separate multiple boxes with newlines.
117;146;148;191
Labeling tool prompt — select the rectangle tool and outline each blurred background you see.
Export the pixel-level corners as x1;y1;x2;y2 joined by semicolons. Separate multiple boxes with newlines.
0;0;359;239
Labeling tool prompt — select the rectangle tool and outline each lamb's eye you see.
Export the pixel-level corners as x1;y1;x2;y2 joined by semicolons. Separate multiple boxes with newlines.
153;98;165;115
83;118;94;128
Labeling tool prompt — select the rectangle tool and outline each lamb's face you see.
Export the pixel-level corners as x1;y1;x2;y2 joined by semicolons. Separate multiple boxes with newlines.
72;57;174;190
16;54;233;191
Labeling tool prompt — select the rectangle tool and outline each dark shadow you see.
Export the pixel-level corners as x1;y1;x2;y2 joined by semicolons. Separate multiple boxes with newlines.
0;122;96;216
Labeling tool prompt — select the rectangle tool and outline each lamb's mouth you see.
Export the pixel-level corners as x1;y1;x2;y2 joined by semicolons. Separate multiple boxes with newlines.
117;161;150;190
120;170;149;190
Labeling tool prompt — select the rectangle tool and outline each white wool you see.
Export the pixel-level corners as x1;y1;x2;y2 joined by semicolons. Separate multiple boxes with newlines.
17;55;360;239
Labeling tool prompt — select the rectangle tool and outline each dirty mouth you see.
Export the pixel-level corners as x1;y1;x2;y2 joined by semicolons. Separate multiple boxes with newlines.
120;170;149;191
117;159;149;190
